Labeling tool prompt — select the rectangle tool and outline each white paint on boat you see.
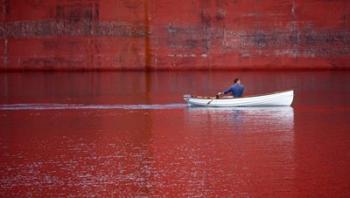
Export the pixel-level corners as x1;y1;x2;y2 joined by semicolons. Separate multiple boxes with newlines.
184;90;294;107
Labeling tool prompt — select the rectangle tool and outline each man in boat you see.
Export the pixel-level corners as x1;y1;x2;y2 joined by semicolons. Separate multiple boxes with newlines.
217;78;244;98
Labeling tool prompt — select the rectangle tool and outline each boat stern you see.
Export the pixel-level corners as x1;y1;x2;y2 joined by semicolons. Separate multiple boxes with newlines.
183;94;191;102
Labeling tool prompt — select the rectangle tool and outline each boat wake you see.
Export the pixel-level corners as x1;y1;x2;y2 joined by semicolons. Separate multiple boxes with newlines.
0;103;188;111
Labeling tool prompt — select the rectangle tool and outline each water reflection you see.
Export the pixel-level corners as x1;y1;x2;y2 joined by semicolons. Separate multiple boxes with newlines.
186;107;294;133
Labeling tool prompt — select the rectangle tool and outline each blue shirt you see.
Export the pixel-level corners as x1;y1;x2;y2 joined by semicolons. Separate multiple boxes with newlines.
224;83;244;97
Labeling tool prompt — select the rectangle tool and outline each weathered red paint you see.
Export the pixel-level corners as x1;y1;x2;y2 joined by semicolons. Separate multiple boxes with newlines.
0;0;350;70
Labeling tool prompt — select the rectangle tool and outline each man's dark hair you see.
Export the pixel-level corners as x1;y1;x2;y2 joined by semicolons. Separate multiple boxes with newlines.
234;78;240;83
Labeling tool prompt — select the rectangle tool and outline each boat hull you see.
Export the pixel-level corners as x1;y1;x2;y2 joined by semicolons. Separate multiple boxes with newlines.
184;90;294;107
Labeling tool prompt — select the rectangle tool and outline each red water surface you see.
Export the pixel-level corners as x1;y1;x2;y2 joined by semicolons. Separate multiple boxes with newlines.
0;71;350;197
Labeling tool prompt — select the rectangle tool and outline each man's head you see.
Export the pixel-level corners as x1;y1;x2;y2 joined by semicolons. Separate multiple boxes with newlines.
234;78;240;84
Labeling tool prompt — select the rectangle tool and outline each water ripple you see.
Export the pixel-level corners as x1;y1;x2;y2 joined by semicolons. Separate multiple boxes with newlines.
0;103;188;111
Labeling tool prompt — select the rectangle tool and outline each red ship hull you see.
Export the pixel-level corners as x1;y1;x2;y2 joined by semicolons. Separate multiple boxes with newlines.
1;0;349;70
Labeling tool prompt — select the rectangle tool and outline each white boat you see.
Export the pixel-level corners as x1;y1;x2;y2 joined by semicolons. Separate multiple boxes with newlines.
184;90;294;107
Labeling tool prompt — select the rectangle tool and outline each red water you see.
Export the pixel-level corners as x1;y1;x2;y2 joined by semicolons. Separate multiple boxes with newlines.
1;71;350;197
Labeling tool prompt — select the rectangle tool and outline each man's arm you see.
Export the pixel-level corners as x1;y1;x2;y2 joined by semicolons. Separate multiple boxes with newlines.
223;87;232;95
217;86;232;97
